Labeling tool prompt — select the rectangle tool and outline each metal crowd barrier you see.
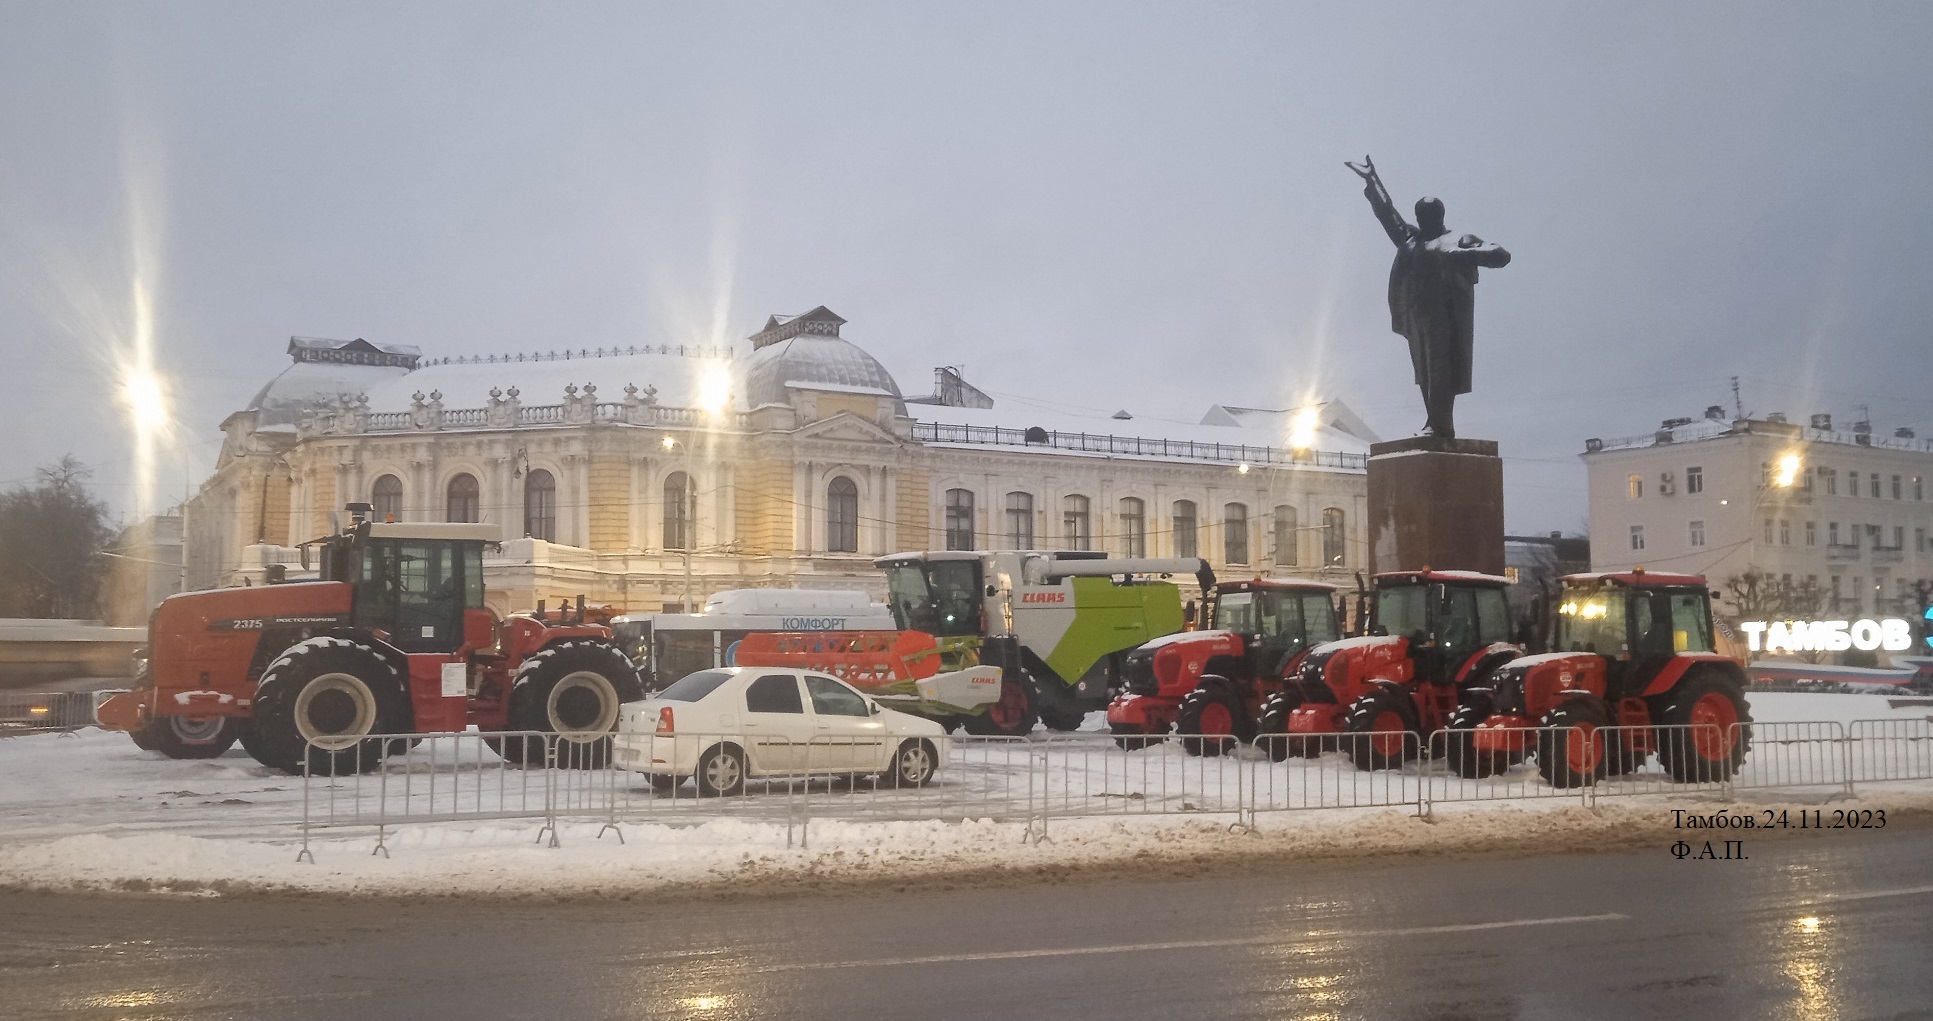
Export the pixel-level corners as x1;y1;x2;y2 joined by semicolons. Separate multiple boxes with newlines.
296;716;1933;859
0;690;114;735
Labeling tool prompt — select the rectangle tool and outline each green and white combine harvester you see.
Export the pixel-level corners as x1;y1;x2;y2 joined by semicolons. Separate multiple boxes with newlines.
743;551;1211;736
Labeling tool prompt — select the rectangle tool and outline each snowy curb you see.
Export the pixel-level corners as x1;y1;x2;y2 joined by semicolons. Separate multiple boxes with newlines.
5;791;1931;901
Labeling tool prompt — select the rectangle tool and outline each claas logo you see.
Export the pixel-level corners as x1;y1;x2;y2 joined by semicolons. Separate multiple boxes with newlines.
1020;591;1067;604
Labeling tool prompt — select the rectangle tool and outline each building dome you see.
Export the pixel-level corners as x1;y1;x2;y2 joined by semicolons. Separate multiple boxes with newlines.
246;337;419;430
741;306;905;413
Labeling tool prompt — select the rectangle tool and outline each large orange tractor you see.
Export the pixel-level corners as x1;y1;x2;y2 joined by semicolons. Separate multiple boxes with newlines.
1444;570;1753;786
97;505;641;774
1260;570;1523;770
1103;578;1341;754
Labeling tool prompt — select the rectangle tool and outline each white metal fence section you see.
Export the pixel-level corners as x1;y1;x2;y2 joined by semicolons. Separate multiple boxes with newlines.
0;691;112;735
298;731;555;862
295;717;1933;859
1848;718;1933;785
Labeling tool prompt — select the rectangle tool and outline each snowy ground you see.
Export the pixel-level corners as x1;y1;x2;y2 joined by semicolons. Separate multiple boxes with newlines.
1;693;1928;898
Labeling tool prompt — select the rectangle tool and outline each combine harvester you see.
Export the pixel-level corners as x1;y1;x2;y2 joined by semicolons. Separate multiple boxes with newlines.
741;551;1209;735
97;503;640;774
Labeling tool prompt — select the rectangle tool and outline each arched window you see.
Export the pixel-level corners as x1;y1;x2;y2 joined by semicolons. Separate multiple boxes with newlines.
945;489;976;551
1322;507;1347;566
1272;505;1298;566
1224;503;1249;565
446;473;480;523
1172;500;1198;558
827;476;859;553
1062;495;1091;551
663;472;693;551
371;474;403;522
524;469;556;542
1005;492;1035;548
1118;497;1146;557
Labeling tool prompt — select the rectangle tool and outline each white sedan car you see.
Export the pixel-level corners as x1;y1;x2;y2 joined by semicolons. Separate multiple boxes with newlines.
612;667;949;796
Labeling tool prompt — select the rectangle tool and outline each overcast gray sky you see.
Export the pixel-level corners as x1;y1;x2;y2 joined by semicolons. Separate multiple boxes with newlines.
3;2;1930;533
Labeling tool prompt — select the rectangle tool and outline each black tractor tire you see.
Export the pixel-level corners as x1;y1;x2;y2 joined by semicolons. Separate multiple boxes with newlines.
501;640;645;769
1109;720;1168;751
1177;679;1251;758
128;715;160;752
1655;673;1753;783
1341;687;1422;772
1443;704;1506;780
884;739;940;788
142;715;243;760
961;674;1038;737
1536;699;1611;788
1036;705;1086;732
1254;689;1311;762
250;637;409;776
694;743;747;797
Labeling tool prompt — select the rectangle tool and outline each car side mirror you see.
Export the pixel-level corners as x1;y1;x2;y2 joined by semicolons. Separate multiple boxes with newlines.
869;701;881;715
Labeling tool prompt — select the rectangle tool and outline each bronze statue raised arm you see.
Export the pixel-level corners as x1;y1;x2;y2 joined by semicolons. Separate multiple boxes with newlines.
1347;156;1510;439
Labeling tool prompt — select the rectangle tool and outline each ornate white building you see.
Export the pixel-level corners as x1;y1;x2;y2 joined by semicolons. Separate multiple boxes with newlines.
187;307;1377;615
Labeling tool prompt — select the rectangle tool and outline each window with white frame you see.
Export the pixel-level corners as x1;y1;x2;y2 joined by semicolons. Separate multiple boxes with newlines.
944;489;975;551
1630;525;1645;551
1006;492;1035;548
1685;466;1703;494
1062;495;1092;551
1118;498;1146;557
1688;520;1706;547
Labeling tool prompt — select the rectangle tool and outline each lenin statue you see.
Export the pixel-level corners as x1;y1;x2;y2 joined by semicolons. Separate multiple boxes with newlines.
1346;156;1510;439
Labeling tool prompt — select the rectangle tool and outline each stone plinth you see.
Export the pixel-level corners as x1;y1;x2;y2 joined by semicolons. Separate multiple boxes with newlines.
1366;436;1505;575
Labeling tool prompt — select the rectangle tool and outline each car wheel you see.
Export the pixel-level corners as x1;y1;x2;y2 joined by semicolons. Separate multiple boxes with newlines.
695;744;746;797
886;739;938;787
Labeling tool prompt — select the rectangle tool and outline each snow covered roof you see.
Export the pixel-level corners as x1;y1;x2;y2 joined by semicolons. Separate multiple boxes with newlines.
356;345;739;414
908;402;1372;462
743;332;904;411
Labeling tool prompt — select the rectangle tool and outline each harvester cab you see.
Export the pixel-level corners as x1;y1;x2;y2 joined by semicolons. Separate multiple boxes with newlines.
1103;578;1340;753
874;550;1211;736
1446;570;1752;786
1263;570;1522;770
97;504;641;775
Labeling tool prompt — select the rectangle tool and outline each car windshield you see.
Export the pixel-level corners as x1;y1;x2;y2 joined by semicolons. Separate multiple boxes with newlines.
1375;582;1431;641
884;559;982;637
656;669;733;702
1557;583;1629;655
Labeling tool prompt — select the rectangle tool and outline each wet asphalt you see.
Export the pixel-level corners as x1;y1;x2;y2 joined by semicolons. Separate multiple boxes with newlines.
2;823;1930;1021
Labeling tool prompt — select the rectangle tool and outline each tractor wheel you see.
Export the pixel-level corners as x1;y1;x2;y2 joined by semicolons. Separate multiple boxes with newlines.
694;744;747;797
502;641;644;769
1177;679;1251;758
1656;674;1753;783
1110;720;1168;751
1037;705;1086;732
1536;700;1610;788
1443;704;1505;780
127;714;160;751
884;739;939;788
1255;689;1311;762
250;638;408;776
961;674;1038;737
1341;687;1421;771
143;715;243;760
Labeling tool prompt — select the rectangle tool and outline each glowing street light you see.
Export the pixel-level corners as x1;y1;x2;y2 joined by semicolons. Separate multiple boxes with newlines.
1288;406;1320;451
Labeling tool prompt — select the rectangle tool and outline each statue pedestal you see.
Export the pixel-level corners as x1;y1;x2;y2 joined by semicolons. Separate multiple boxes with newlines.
1366;437;1505;575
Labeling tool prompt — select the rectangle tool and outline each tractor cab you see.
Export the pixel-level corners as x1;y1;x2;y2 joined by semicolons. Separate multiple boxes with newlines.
1204;579;1343;678
1553;571;1718;697
305;505;501;655
1366;570;1516;686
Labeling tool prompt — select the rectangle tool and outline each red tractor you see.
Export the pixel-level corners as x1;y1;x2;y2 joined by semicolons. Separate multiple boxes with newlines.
97;505;642;775
1104;578;1341;755
1444;570;1753;786
1259;570;1522;771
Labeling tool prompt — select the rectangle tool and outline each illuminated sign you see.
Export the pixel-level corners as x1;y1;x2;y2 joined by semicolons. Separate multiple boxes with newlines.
1739;618;1913;654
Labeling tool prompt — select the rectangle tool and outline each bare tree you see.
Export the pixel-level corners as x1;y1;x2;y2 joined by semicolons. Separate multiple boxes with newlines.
0;455;113;618
1721;568;1828;662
